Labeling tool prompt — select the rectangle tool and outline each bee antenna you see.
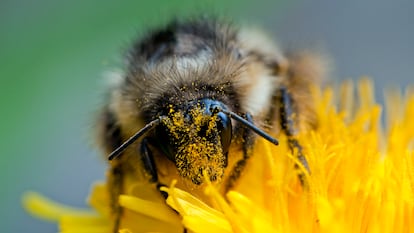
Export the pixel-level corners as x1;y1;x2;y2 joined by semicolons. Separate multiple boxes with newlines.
108;117;162;161
221;109;279;146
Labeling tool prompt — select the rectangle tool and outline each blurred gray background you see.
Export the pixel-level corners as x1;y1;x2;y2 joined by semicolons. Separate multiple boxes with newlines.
1;0;413;232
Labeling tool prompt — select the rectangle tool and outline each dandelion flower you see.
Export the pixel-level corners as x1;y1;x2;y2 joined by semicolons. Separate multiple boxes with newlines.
23;79;414;233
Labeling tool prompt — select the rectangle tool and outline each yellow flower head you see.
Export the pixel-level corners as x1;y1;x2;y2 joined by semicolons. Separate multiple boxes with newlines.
23;79;414;233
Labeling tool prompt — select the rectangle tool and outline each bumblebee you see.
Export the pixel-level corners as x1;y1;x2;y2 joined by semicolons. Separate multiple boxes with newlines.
95;17;327;231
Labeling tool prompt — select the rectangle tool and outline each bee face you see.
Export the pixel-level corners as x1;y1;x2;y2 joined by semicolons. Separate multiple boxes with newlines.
96;18;327;200
152;98;232;184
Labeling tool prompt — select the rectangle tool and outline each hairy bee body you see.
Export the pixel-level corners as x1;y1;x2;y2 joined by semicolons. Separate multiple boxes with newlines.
95;17;327;230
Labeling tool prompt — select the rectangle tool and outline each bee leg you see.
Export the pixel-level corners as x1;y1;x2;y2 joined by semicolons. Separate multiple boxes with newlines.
277;86;310;185
225;113;255;191
108;164;124;233
140;138;159;183
141;139;173;200
141;139;170;197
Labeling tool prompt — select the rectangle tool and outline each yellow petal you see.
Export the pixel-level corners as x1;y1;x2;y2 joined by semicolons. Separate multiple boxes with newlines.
22;191;96;222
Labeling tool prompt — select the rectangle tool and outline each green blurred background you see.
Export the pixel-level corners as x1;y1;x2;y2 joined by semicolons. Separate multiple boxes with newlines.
1;0;413;232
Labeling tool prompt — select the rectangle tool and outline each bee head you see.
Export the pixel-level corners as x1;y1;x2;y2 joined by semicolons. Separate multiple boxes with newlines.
154;98;232;184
